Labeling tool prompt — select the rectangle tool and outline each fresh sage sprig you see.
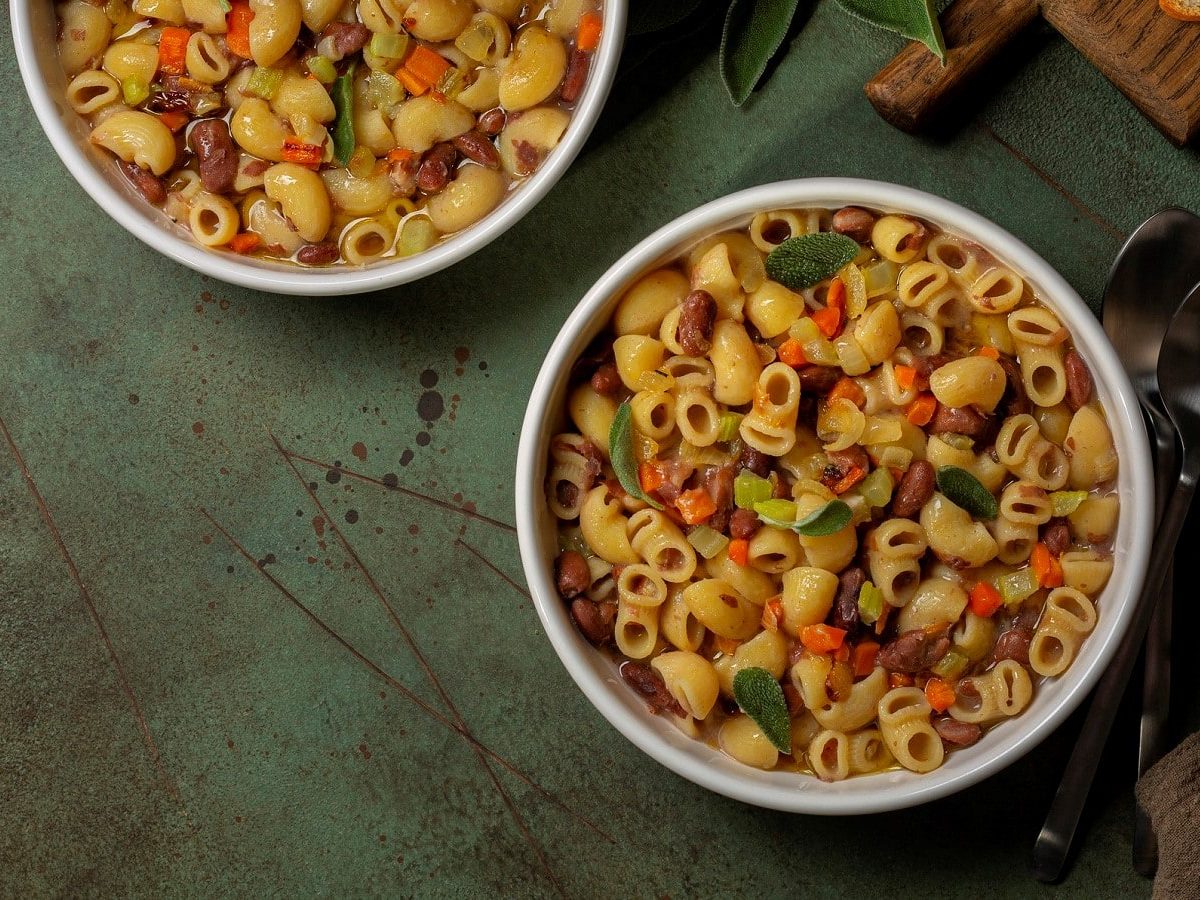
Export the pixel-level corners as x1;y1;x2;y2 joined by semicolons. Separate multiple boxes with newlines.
936;466;999;519
754;498;853;536
608;401;664;510
835;0;946;62
766;233;860;290
732;667;792;753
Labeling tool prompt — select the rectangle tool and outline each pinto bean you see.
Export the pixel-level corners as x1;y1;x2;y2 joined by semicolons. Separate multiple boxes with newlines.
296;242;339;266
590;363;621;397
555;550;591;599
571;598;614;645
388;157;418;196
187;118;237;193
677;290;717;356
729;508;761;540
478;107;506;136
1042;518;1071;557
934;717;981;747
417;143;457;194
1064;349;1093;411
452;131;500;168
898;217;929;252
892;460;935;518
878;627;950;673
797;366;840;395
828;446;869;477
740;446;772;478
319;22;371;59
117;159;166;204
829;566;866;633
559;48;590;103
992;628;1032;665
576;439;604;488
831;206;876;244
620;661;685;716
930;404;991;440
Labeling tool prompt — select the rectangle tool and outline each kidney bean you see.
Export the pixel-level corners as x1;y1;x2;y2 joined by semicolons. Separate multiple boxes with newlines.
620;661;685;717
560;48;590;103
930;404;991;440
891;460;935;518
797;366;840;395
1042;517;1071;557
452;131;500;169
829;566;866;633
296;242;339;266
555;550;591;599
828;446;869;477
147;88;190;113
417;143;457;194
576;439;604;488
1064;349;1093;411
677;290;717;356
831;206;876;244
997;355;1030;417
992;628;1032;665
878;627;950;673
934;717;981;747
478;107;506;136
898;217;930;252
729;508;761;540
590;362;621;397
700;464;735;515
188;118;238;193
388;158;418;196
913;353;953;383
320;22;370;59
740;446;772;478
117;159;165;204
570;598;614;646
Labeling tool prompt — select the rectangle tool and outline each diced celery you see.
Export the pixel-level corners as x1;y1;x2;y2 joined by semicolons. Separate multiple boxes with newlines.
754;499;797;523
192;92;222;116
121;76;149;106
734;472;773;509
858;466;894;508
395;216;438;257
931;650;969;680
1050;490;1089;517
366;71;405;115
435;66;466;100
997;568;1039;608
687;525;730;560
941;433;975;451
858;581;884;625
455;18;500;62
306;55;337;85
717;412;743;443
369;31;410;60
246;67;283;100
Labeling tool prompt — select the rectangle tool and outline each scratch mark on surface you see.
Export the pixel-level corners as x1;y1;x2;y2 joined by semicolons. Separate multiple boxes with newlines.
1;413;179;801
284;449;516;534
456;539;532;601
200;506;611;846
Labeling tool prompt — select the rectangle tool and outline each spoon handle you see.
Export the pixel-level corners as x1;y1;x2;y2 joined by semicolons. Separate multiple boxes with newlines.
1032;459;1197;883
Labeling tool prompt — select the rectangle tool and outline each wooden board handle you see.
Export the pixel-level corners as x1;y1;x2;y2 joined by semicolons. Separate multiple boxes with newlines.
866;0;1040;133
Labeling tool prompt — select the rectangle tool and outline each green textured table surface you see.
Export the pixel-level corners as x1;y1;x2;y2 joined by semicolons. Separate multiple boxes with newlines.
4;5;1200;897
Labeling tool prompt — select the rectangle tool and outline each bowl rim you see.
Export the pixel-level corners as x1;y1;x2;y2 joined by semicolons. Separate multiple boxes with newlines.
11;0;627;296
515;177;1154;815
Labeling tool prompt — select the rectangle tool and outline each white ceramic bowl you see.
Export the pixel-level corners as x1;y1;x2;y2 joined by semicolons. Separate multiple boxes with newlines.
516;178;1154;815
11;1;625;295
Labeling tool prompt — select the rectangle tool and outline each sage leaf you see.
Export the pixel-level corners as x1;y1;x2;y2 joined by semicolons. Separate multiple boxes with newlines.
733;667;791;753
936;466;999;519
608;401;663;510
765;233;860;290
720;0;804;106
834;0;946;62
754;499;852;536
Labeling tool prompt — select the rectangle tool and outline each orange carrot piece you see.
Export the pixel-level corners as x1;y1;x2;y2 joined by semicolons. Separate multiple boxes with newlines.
831;465;866;495
229;232;262;254
977;345;1000;360
727;538;750;567
799;624;847;653
281;136;323;167
157;26;191;76
638;460;665;494
404;45;451;87
577;10;602;52
387;148;418;165
811;306;842;339
761;598;784;632
826;276;846;310
894;364;917;391
1031;542;1064;588
874;602;891;636
777;338;807;368
924;677;957;713
225;1;253;58
906;393;937;426
397;68;428;96
828;376;866;408
158;110;189;132
675;488;717;525
852;641;880;678
834;642;851;664
968;581;1003;618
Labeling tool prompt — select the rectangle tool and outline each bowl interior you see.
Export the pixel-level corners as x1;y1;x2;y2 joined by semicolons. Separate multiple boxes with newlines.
12;0;626;295
516;179;1153;815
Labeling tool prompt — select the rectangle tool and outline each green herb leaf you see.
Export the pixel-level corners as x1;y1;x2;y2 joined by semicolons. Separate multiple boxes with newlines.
732;667;791;753
936;466;999;519
765;233;860;290
834;0;946;63
608;402;663;510
331;63;357;167
720;0;804;106
754;499;852;536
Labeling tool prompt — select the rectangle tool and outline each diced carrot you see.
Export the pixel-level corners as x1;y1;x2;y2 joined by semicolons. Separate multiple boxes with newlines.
810;306;842;339
397;68;428;96
888;466;904;484
714;636;741;656
404;45;451;88
225;1;254;58
387;148;418;165
852;641;880;678
799;624;847;653
826;276;846;311
828;376;866;408
577;10;602;52
761;598;783;632
675;488;716;525
229;232;262;254
280;136;323;167
1031;542;1064;588
906;393;937;426
157;26;191;76
727;538;750;567
874;602;891;636
777;338;807;368
638;460;665;494
894;364;917;391
158;110;189;132
924;677;957;713
889;672;914;689
968;581;1003;618
977;345;1000;360
834;642;851;664
831;465;866;495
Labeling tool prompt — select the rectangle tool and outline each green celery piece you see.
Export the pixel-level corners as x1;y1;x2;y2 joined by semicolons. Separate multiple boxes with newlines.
732;667;791;753
720;0;805;106
834;0;946;62
331;63;357;167
755;499;852;536
718;411;744;443
857;580;883;624
1050;490;1088;517
607;402;663;510
734;471;773;509
766;233;860;290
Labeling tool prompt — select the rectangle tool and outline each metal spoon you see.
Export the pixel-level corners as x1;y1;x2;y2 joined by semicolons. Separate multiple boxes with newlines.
1099;208;1200;875
1033;280;1200;883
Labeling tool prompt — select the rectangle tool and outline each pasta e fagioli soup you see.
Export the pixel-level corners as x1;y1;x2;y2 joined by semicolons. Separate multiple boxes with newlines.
545;205;1119;780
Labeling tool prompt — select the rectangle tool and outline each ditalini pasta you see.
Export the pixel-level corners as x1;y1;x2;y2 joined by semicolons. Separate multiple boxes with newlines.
56;0;603;265
549;206;1119;779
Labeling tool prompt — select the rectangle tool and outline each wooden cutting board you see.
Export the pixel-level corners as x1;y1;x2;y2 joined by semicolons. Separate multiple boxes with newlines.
866;0;1200;146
